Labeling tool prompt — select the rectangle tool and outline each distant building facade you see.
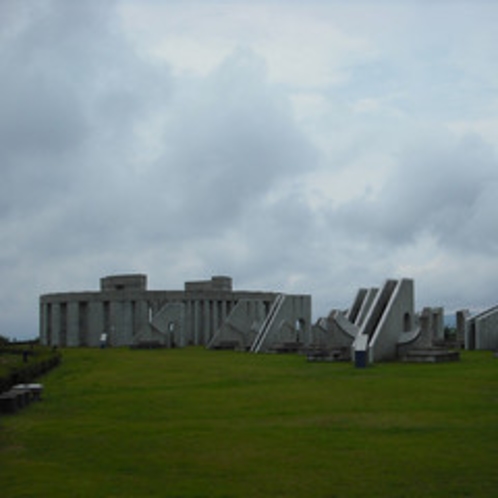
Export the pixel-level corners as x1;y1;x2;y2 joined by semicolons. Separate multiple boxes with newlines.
464;305;498;351
39;275;311;351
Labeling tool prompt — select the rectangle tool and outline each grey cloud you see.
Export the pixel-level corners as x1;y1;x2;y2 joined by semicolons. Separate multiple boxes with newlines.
2;0;497;340
332;132;498;254
0;0;175;338
147;48;317;235
0;0;172;211
0;1;319;341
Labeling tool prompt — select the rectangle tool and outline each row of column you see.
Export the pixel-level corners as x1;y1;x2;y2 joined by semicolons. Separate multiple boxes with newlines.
183;299;238;345
40;297;242;347
40;300;149;347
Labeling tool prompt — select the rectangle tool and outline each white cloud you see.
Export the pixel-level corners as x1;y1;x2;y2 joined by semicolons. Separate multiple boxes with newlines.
119;2;374;88
447;117;498;152
2;0;498;339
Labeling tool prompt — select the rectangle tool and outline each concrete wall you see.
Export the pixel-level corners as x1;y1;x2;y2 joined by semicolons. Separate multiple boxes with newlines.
39;275;310;350
355;288;378;327
350;278;414;363
430;307;445;341
467;306;498;350
184;276;233;292
347;289;367;324
329;311;359;349
456;309;469;347
368;279;414;362
148;302;186;347
101;274;147;292
310;311;358;353
207;298;270;350
250;294;311;353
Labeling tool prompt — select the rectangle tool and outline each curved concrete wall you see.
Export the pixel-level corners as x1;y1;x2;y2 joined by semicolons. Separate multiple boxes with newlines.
40;275;311;350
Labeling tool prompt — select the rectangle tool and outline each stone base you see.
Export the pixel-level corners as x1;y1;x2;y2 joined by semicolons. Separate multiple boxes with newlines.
402;349;460;363
305;347;350;362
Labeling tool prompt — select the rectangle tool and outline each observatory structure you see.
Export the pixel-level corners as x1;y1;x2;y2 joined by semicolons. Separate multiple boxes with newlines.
39;274;311;351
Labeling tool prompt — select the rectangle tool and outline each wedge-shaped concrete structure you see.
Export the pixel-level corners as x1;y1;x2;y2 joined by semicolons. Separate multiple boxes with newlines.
207;294;312;352
206;298;268;350
346;287;378;327
311;278;449;364
250;294;311;353
312;310;360;360
135;302;186;348
353;279;415;363
309;288;376;361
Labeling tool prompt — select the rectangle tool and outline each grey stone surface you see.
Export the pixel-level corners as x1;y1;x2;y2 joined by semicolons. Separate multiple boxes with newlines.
42;272;482;361
40;275;311;351
456;309;469;347
465;305;498;350
313;278;455;365
354;278;415;363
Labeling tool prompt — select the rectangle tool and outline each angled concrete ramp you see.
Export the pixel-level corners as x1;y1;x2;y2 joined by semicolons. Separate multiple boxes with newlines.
133;324;168;347
353;279;415;364
346;288;367;324
354;288;379;327
331;312;360;345
250;294;311;353
308;311;358;361
134;302;186;347
207;299;267;350
251;294;285;352
151;302;186;347
346;287;379;327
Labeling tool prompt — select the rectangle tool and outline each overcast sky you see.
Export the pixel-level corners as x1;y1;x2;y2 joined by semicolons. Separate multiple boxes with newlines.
2;0;498;340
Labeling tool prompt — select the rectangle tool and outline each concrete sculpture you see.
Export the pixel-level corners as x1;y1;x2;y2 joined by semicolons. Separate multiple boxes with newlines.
40;273;484;361
39;275;311;351
310;278;455;365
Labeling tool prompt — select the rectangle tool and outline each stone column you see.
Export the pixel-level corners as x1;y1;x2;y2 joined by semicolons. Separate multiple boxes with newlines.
121;300;133;346
203;299;210;345
185;300;195;345
212;301;219;336
67;301;79;347
221;300;227;322
60;303;69;347
51;303;61;346
39;303;48;345
78;301;89;347
88;300;104;347
108;300;120;346
135;300;149;340
193;300;200;345
178;303;186;348
456;310;468;348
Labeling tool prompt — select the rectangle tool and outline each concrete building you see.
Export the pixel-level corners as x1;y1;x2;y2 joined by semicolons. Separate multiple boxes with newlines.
464;305;498;351
39;274;311;351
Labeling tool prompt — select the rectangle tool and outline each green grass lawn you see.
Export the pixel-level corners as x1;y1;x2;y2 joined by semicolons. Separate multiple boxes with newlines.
1;348;497;497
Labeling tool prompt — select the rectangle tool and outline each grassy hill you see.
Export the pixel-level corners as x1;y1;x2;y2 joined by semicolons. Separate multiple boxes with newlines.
1;347;497;497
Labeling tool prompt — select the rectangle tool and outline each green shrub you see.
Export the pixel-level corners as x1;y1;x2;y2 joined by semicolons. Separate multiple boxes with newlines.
0;345;61;392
